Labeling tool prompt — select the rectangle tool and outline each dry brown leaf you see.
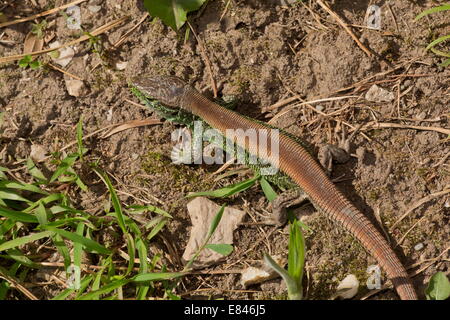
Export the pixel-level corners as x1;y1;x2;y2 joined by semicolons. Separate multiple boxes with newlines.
23;32;44;54
101;119;162;139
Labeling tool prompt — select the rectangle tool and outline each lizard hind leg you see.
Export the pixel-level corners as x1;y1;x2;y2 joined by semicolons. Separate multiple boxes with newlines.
270;188;310;226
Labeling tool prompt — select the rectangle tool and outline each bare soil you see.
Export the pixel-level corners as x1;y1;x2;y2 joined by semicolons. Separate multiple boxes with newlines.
0;0;449;300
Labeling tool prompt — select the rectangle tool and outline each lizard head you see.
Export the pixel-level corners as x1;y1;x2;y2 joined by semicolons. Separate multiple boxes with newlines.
130;75;188;108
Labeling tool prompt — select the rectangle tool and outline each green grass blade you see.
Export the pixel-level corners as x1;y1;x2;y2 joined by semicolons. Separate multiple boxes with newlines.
288;220;306;284
76;116;85;161
0;189;32;203
26;158;47;183
133;272;185;282
186;176;259;198
50;153;79;183
42;226;110;255
426;34;450;51
125;233;135;276
92;167;127;234
77;278;131;300
52;275;93;300
5;248;40;268
264;253;302;300
0;231;53;251
0;207;39;223
147;217;168;241
52;233;71;270
127;204;173;218
0;180;48;195
415;4;450;20
35;202;48;225
207;204;226;238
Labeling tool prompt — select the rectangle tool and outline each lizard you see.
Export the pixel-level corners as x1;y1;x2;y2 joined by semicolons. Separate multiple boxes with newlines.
130;75;418;300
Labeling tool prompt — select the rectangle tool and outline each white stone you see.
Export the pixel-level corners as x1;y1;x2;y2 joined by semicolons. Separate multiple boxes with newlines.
365;84;395;102
335;274;359;299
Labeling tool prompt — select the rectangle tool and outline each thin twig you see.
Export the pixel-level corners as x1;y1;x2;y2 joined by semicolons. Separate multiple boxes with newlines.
0;0;88;28
362;122;450;136
316;0;372;57
0;16;128;64
91;12;149;72
391;188;450;229
47;62;83;80
187;21;218;98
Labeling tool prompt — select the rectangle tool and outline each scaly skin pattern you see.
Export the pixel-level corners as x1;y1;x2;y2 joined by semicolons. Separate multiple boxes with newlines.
131;75;418;300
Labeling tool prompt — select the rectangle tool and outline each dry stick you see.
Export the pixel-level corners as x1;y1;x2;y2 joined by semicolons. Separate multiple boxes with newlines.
0;0;88;28
0;273;38;300
100;118;161;139
396;215;427;247
391;188;450;230
409;246;450;277
0;16;128;64
386;3;399;34
316;0;372;57
187;21;218;98
263;95;358;113
363;122;450;136
47;62;83;80
432;151;450;168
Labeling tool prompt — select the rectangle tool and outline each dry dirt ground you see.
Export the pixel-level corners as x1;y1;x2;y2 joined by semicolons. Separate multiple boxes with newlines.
0;0;449;300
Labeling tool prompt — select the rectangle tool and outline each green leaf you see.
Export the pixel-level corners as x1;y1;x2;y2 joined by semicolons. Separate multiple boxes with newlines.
425;272;450;300
186;176;258;199
29;60;42;70
18;55;32;68
205;243;233;256
143;0;207;30
259;176;278;202
415;4;450;20
42;226;110;255
288;220;306;284
0;231;53;251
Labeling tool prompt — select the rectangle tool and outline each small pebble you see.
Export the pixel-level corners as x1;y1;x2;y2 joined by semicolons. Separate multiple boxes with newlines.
315;105;324;112
414;243;424;251
88;5;102;13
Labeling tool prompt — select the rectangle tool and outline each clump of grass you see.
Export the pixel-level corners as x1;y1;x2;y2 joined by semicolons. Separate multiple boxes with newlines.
0;118;229;300
416;4;450;67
